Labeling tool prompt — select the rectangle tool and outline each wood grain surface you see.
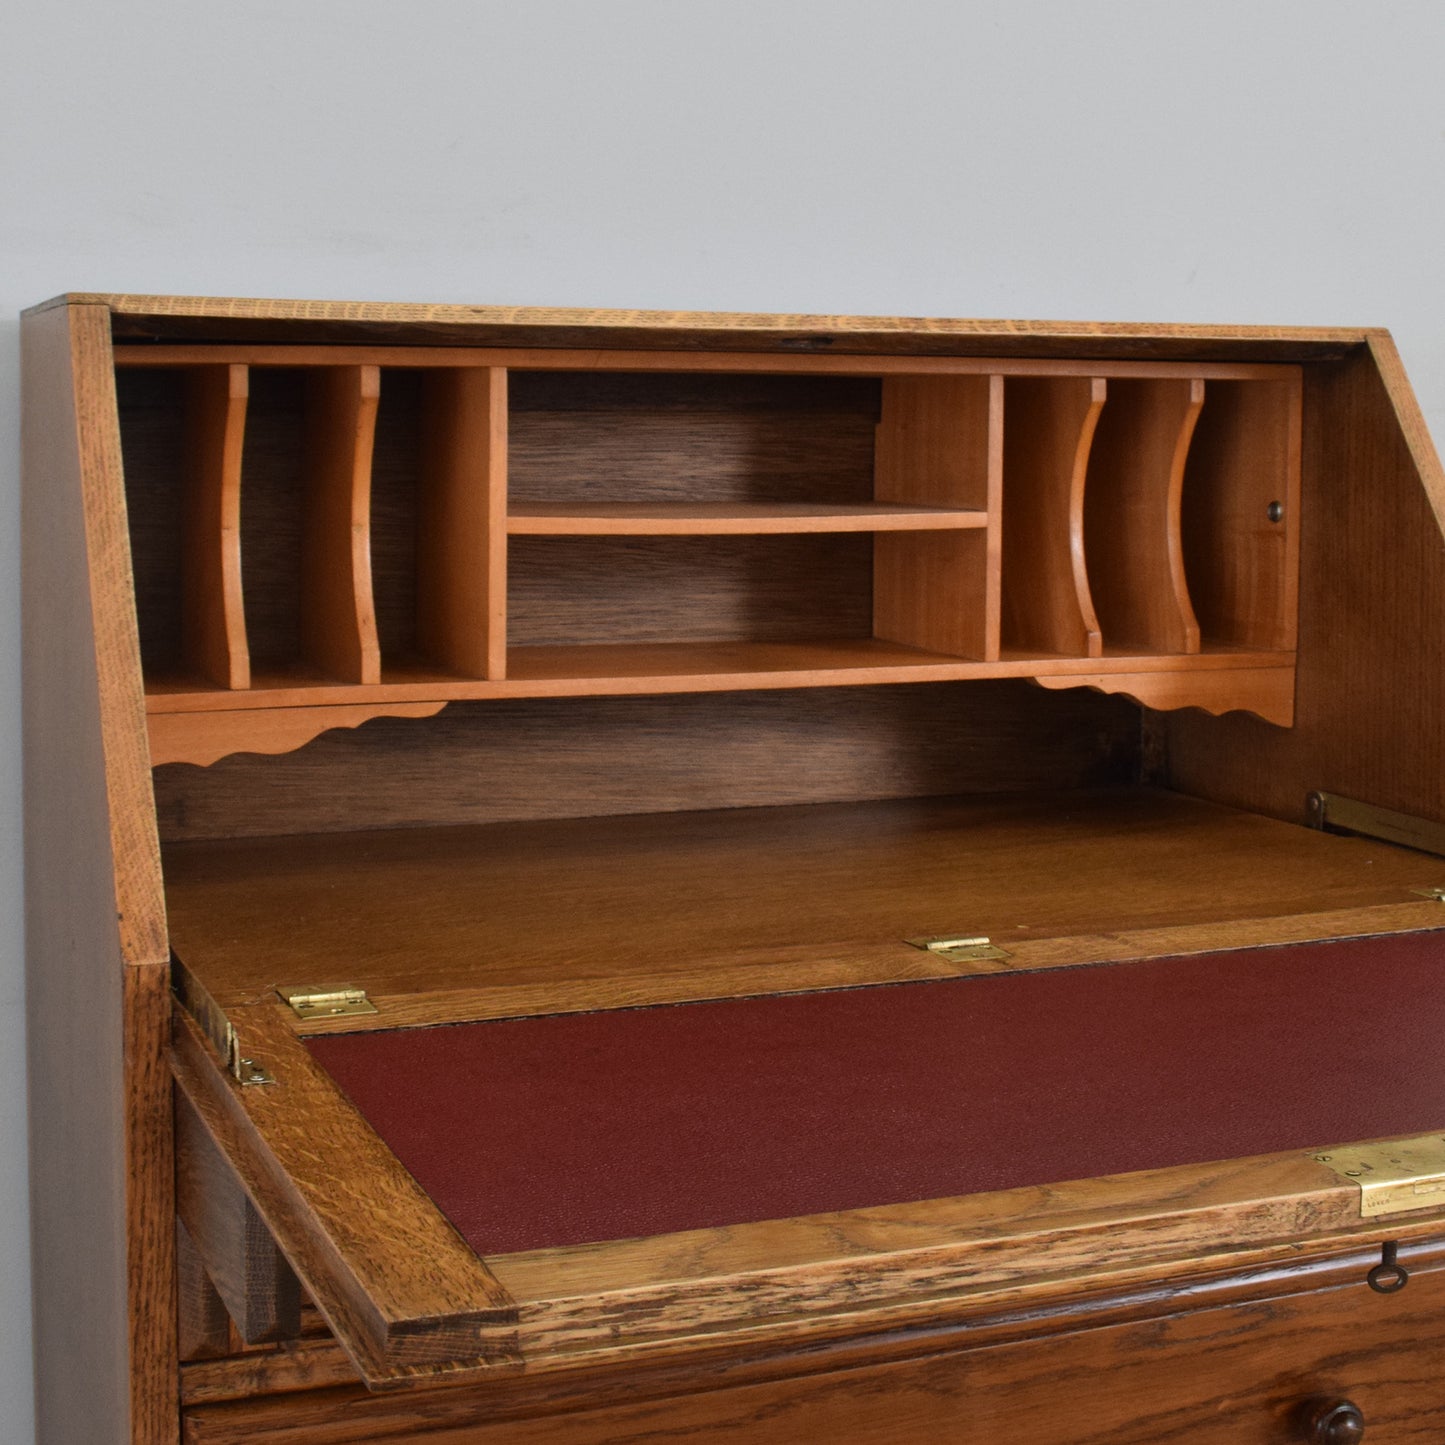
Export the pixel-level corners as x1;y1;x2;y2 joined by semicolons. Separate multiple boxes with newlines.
301;367;381;684
1181;373;1302;650
176;1091;302;1345
416;368;507;678
119;349;1303;761
1165;339;1445;828
23;299;176;1442
171;1009;520;1385
1002;375;1106;657
1085;378;1205;654
179;1242;1445;1442
1034;664;1296;727
505;500;986;533
173;976;1445;1392
151;682;1139;839
56;291;1371;359
182;365;250;688
111;344;1335;377
159;789;1443;1014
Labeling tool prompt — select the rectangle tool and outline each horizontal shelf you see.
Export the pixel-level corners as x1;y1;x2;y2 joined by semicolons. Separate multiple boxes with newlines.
146;642;1297;765
505;502;990;536
145;642;1295;712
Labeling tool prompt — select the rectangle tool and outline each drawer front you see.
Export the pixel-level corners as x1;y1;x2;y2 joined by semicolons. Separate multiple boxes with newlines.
184;1252;1445;1444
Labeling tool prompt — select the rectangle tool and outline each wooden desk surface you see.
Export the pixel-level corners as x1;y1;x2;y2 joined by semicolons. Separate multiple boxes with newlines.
162;788;1445;1022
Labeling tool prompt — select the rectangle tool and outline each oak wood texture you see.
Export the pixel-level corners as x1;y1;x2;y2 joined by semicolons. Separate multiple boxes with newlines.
23;301;177;1444
177;1220;233;1362
160;789;1444;1021
179;1242;1445;1443
182;1333;359;1408
25;296;1445;1439
176;1090;303;1345
1085;377;1205;653
183;365;250;688
1166;335;1445;828
174;974;1445;1393
51;292;1367;359
172;1240;1445;1426
873;375;1002;660
170;1008;519;1386
302;366;381;683
1001;376;1105;656
416;368;506;678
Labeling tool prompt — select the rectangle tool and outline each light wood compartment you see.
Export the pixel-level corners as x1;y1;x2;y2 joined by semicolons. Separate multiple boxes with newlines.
1001;372;1301;661
117;351;1302;765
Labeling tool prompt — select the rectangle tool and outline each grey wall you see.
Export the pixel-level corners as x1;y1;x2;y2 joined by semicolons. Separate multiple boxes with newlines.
3;1;1444;1434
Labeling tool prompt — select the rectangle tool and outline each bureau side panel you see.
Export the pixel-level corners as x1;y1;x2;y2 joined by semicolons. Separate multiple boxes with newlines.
1165;337;1445;825
23;303;176;1444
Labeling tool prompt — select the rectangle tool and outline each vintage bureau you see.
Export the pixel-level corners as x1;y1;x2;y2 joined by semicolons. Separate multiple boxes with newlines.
21;295;1445;1444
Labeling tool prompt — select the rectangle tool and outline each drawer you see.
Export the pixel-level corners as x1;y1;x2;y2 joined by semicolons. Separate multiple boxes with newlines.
181;1243;1445;1442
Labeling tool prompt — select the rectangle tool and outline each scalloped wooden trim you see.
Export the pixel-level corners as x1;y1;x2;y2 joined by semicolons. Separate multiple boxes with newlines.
1033;666;1295;727
148;702;446;768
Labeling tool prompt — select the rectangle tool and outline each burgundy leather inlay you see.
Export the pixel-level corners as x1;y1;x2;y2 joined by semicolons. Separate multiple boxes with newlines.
305;930;1445;1257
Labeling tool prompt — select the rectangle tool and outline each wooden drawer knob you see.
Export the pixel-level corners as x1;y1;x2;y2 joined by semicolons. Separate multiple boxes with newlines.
1301;1398;1365;1444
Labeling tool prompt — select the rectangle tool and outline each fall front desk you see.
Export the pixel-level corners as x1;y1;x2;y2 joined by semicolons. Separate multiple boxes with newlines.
22;295;1445;1444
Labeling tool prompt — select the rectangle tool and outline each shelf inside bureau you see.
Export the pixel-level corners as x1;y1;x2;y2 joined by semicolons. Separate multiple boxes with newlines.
117;350;1303;764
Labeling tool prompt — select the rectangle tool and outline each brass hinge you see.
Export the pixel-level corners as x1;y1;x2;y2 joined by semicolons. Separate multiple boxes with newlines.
1313;1135;1445;1217
172;955;276;1086
1307;791;1445;859
905;935;1014;965
277;984;379;1021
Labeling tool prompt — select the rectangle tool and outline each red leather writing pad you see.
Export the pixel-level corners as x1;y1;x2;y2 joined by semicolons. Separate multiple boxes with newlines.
305;930;1445;1257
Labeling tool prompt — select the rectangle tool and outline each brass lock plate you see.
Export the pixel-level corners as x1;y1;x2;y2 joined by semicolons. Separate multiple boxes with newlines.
1313;1135;1445;1217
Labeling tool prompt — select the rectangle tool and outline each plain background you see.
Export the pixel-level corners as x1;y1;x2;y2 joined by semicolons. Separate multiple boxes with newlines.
4;2;1445;1434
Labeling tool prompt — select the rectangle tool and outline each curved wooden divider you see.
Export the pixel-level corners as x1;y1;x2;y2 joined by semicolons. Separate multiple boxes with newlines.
1001;376;1105;657
302;365;382;684
1084;378;1204;654
1181;376;1302;651
183;364;250;689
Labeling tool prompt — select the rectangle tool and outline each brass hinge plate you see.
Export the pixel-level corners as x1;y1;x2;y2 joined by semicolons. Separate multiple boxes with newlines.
173;956;276;1085
1307;790;1445;859
1313;1135;1445;1217
905;935;1014;965
277;985;379;1021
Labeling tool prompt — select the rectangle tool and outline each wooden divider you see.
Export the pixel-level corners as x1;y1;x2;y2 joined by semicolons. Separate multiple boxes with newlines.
1084;378;1204;654
302;366;381;684
873;375;1002;660
183;365;250;688
112;350;1305;764
1181;376;1302;651
1001;377;1105;658
418;368;508;679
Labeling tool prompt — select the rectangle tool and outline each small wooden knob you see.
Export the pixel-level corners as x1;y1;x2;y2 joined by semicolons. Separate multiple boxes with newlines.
1301;1397;1365;1444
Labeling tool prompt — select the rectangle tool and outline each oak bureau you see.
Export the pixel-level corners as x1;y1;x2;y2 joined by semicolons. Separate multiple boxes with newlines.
22;295;1445;1443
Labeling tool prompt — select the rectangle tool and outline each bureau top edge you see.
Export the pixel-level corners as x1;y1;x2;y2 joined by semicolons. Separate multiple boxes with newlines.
25;293;1375;362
